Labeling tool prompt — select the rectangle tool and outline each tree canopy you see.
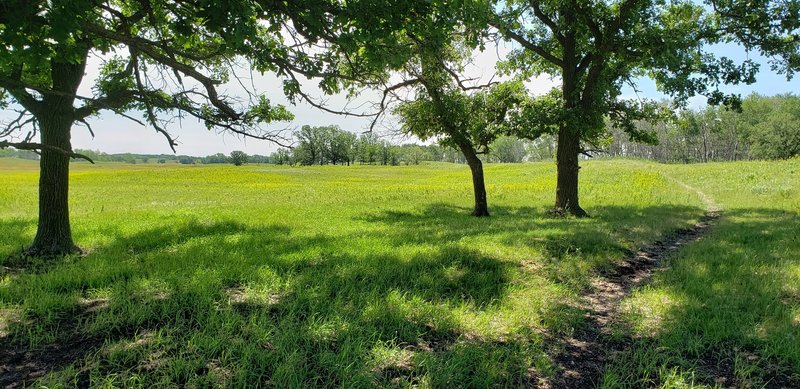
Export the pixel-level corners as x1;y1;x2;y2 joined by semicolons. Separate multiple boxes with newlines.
395;81;532;156
708;0;800;78
0;0;328;152
1;0;798;255
485;0;798;216
0;0;437;255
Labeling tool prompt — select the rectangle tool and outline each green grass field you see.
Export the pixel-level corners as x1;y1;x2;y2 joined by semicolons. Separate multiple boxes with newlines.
0;158;798;387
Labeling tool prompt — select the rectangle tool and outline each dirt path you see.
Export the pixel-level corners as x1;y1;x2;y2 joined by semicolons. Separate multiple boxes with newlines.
551;179;722;388
1;178;725;388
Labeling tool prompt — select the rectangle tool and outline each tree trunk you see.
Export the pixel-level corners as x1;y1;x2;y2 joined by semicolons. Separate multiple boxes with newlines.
456;141;490;217
554;126;588;217
554;28;588;218
26;59;86;256
416;56;489;217
27;113;78;256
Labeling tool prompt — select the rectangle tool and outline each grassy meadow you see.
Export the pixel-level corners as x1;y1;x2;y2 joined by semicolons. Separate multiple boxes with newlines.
604;161;800;387
0;158;798;387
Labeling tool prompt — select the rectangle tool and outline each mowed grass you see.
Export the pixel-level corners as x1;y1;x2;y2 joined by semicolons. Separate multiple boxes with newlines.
0;157;796;387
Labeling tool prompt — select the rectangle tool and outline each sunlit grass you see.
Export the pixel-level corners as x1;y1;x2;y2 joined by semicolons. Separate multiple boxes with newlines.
605;158;800;388
1;157;797;387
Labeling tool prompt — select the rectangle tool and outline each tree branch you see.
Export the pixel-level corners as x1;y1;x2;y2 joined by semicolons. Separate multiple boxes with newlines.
83;23;239;119
0;141;95;163
128;45;179;152
1;65;43;115
368;77;422;131
530;0;566;44
489;20;564;67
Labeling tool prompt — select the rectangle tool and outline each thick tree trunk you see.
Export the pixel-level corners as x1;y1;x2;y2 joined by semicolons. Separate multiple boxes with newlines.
456;141;490;217
25;59;86;256
555;30;589;218
554;126;588;217
27;114;78;256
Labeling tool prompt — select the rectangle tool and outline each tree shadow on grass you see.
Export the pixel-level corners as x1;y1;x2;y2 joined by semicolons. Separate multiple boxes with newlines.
0;218;525;386
356;202;702;248
0;201;707;387
357;202;704;289
0;218;37;266
605;208;800;388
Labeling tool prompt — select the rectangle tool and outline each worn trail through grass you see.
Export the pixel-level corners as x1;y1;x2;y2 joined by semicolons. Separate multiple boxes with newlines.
553;179;722;388
1;158;798;387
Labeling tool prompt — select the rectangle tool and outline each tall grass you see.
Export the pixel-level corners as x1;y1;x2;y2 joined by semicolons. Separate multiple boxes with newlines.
605;159;800;388
1;158;795;387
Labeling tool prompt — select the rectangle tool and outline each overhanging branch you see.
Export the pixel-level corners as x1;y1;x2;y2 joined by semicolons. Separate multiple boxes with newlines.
0;141;95;163
1;65;44;115
489;20;564;67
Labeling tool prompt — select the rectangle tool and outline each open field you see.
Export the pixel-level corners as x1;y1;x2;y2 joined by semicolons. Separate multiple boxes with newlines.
0;158;798;387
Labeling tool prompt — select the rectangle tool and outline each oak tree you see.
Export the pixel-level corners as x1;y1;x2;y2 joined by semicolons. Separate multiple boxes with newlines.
0;0;375;255
489;0;796;216
395;81;531;216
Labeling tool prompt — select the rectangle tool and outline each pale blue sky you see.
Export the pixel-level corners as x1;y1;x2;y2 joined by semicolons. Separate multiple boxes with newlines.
622;43;799;108
10;41;800;156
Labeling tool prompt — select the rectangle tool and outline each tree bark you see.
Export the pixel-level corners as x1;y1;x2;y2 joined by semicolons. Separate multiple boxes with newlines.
554;126;588;217
456;140;490;217
552;20;589;218
26;59;86;256
554;53;588;216
27;114;78;256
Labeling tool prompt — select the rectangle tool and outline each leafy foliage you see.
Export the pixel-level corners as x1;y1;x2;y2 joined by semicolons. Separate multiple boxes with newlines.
229;150;248;166
707;0;800;79
0;0;441;151
293;125;358;166
743;94;800;159
0;0;334;149
489;136;527;163
490;0;762;145
605;94;800;162
395;82;532;155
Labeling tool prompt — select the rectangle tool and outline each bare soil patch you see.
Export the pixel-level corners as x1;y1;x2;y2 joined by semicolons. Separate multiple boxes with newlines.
0;332;103;388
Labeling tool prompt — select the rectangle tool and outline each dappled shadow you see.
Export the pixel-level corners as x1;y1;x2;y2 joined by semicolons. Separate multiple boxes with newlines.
0;218;522;386
607;208;800;387
103;220;277;255
0;201;711;386
357;202;702;248
358;202;704;290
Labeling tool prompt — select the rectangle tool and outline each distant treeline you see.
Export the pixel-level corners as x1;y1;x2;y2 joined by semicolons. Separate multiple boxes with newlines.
0;148;39;160
0;129;553;166
275;125;557;166
605;93;800;162
3;93;796;166
278;93;800;166
0;148;272;165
